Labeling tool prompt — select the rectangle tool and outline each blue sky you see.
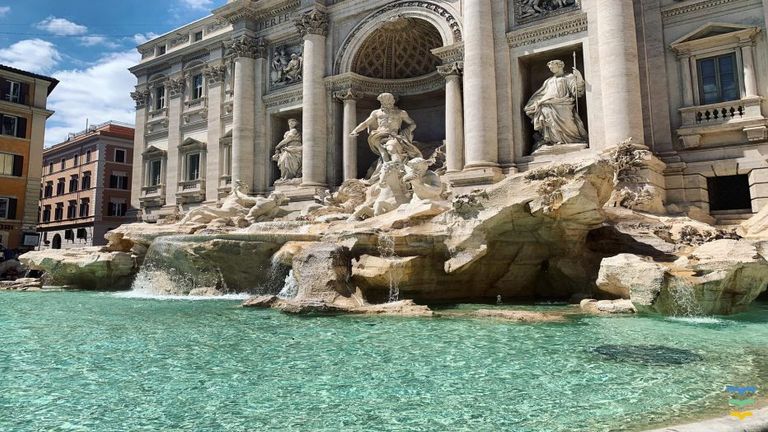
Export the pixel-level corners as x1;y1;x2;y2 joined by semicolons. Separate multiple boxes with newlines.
0;0;227;146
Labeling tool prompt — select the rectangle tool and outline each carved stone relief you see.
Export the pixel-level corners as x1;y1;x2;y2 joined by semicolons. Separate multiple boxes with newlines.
515;0;580;25
270;43;303;88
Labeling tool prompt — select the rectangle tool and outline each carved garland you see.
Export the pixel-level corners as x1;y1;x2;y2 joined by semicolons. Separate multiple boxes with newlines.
334;1;462;75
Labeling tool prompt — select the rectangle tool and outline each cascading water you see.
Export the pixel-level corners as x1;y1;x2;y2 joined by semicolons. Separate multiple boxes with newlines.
377;233;402;303
669;279;702;317
277;270;299;299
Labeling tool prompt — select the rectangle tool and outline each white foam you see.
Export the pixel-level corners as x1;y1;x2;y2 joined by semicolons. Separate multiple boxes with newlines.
113;291;250;301
667;316;724;325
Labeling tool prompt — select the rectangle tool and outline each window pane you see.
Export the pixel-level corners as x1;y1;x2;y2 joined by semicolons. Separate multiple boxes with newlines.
0;199;7;218
1;153;12;175
150;160;162;186
2;116;17;136
188;154;200;180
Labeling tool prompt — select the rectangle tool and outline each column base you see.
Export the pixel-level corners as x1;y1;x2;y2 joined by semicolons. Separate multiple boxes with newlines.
276;183;327;202
444;166;504;192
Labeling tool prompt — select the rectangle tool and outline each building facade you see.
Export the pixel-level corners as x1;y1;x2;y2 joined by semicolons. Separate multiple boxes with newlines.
0;65;57;249
38;122;135;249
130;0;768;224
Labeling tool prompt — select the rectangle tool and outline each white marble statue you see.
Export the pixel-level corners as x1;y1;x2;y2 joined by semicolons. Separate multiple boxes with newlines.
273;118;303;182
350;93;422;180
403;157;449;203
524;59;588;151
246;192;290;224
179;181;260;226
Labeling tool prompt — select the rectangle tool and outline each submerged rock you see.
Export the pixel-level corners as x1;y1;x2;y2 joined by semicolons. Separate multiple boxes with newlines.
472;309;568;322
580;299;637;314
0;278;42;291
242;295;279;308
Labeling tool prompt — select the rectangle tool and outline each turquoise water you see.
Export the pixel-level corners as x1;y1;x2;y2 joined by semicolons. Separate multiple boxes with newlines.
1;292;767;432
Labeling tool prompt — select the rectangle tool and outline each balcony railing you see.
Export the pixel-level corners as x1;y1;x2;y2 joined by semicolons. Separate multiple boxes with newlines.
680;97;762;128
140;184;165;207
176;179;205;203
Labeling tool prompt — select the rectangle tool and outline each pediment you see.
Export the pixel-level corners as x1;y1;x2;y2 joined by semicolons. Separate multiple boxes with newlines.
671;23;760;51
179;137;206;150
142;145;167;157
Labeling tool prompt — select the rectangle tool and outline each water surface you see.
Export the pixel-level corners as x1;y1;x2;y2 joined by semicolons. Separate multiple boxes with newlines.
1;291;766;432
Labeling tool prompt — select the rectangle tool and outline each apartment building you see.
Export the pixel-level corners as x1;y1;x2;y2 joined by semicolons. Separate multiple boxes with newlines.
0;64;57;249
38;121;135;249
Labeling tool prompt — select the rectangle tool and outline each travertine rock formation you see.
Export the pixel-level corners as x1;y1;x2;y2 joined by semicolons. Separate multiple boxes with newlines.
20;247;137;290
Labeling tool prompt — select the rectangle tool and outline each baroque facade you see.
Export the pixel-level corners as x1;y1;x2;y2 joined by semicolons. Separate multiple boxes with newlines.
130;0;768;224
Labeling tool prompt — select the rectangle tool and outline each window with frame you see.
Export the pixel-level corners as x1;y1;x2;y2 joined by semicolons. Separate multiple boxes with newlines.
155;86;166;110
69;175;79;193
221;144;232;176
48;162;54;174
193;31;203;42
81;172;91;190
54;203;63;220
79;199;90;218
66;200;77;219
109;173;129;189
192;74;204;100
44;182;53;198
42;206;51;222
108;201;127;217
56;178;65;195
1;114;27;138
1;79;27;104
115;149;126;163
148;159;162;186
60;158;65;170
698;53;739;105
86;150;92;163
0;152;23;176
0;197;17;219
157;45;166;55
73;153;79;166
186;153;200;181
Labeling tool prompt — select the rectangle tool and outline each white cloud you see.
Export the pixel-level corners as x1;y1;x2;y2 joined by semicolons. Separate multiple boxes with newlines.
45;50;140;146
132;32;160;45
179;0;213;10
79;35;119;49
35;16;88;36
0;39;61;73
0;6;10;17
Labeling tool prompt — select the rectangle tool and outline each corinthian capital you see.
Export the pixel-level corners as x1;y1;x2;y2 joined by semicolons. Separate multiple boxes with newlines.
333;88;360;102
203;64;227;86
437;61;464;77
227;35;266;59
294;9;328;38
165;77;185;99
130;89;151;109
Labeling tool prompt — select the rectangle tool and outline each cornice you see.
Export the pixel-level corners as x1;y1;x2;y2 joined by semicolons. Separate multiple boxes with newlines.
661;0;757;19
507;12;588;49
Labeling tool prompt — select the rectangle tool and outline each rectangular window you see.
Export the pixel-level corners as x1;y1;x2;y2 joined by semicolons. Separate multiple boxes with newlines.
0;197;17;219
115;149;126;163
7;81;20;103
698;53;740;105
109;174;129;189
81;172;91;190
157;45;166;55
155;86;166;110
194;31;203;42
108;202;127;217
49;162;54;174
66;201;77;219
192;74;204;100
0;152;22;176
86;150;92;162
56;179;65;195
222;144;232;176
54;204;63;221
149;159;162;186
0;114;26;138
186;153;200;181
42;206;51;222
79;199;90;218
60;158;66;170
44;182;53;198
1;79;26;104
73;153;79;166
69;175;79;193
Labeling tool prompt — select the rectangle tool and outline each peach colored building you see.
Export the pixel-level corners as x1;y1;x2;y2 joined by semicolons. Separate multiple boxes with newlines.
0;64;57;250
38;121;135;249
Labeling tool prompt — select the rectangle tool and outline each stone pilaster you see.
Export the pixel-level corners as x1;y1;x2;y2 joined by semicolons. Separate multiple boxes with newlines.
462;0;498;169
164;77;183;208
204;65;225;203
741;40;758;98
228;35;260;193
129;89;149;213
253;43;268;194
438;62;465;173
334;89;360;181
596;0;645;148
296;8;329;187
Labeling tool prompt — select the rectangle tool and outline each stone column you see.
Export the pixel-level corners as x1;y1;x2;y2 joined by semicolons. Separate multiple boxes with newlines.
335;89;359;180
741;42;758;98
229;35;258;192
296;9;329;187
596;0;645;147
463;0;498;168
438;62;465;173
253;40;268;194
203;65;226;202
129;88;149;213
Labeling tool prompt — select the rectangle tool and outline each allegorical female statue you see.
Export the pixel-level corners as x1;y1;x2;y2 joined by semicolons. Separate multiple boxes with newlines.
524;59;588;151
273;118;302;182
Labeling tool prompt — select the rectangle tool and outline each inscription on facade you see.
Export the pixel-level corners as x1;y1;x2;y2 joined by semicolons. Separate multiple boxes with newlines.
256;13;292;32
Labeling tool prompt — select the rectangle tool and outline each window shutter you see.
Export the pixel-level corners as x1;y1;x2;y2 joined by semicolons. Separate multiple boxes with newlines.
0;80;9;101
16;117;27;138
12;155;23;177
19;83;29;105
8;198;17;220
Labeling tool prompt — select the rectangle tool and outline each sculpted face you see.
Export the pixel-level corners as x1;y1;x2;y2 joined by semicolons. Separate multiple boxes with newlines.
378;93;396;108
547;60;565;75
288;118;299;128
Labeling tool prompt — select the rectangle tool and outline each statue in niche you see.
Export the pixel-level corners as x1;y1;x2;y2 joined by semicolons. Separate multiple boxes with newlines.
273;118;303;183
524;59;588;152
350;92;422;181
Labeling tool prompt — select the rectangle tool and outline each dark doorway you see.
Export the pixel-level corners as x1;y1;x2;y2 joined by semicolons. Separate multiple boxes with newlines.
52;234;62;250
708;175;752;211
